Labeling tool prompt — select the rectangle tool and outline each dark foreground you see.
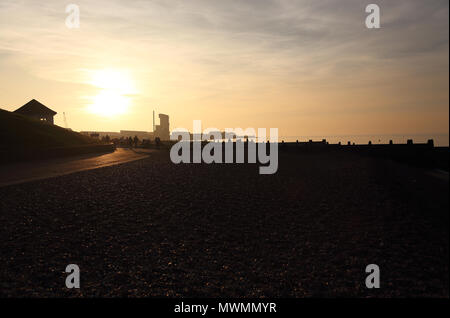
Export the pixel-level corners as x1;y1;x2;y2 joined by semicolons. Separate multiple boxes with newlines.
0;151;448;297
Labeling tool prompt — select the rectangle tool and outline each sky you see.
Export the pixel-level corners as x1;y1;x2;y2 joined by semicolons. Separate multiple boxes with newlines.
0;0;448;142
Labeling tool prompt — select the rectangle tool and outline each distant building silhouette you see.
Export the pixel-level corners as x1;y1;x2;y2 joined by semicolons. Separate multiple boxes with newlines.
14;99;57;124
80;112;171;141
120;130;153;140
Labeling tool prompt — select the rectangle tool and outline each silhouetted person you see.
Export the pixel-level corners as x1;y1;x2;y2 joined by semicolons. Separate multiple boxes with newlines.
133;135;139;148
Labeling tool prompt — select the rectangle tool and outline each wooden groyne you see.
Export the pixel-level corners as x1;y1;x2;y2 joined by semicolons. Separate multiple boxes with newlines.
279;139;448;171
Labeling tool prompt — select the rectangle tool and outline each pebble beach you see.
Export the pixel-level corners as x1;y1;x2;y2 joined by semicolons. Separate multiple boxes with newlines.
0;150;448;297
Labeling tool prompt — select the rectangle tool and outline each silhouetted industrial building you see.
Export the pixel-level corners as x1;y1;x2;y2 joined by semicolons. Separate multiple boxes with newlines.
154;114;170;140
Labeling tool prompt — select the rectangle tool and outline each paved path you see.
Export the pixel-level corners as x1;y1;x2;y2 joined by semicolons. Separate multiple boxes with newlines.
0;148;153;187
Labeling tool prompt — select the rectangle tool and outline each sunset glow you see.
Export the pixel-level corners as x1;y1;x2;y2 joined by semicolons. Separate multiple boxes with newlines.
0;0;448;142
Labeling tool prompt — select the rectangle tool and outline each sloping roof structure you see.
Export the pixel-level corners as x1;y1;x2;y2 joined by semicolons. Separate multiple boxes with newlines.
14;99;57;116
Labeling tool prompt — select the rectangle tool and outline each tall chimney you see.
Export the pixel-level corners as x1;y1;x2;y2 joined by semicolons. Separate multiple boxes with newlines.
153;110;155;132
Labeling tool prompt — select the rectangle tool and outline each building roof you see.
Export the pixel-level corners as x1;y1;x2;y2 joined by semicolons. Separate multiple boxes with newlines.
14;99;57;116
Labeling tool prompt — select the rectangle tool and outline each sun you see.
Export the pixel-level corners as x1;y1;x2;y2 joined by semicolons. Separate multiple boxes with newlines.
88;90;130;117
86;69;137;117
